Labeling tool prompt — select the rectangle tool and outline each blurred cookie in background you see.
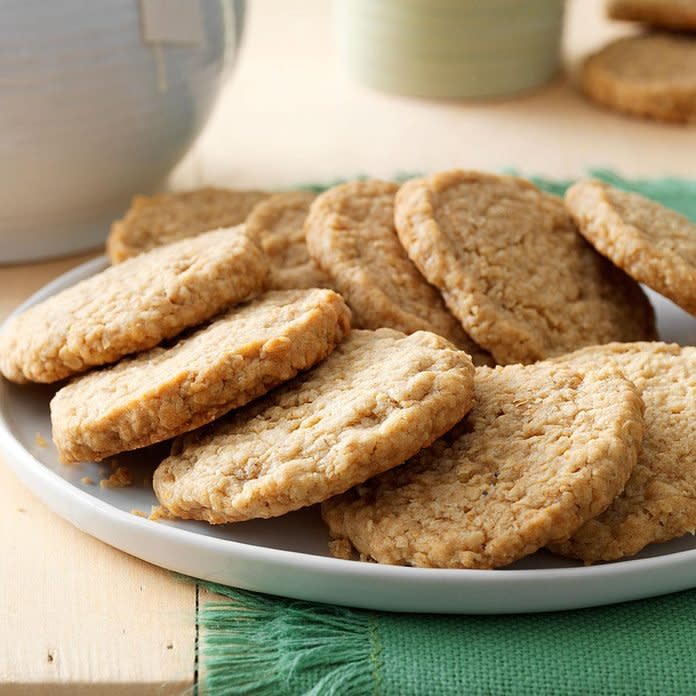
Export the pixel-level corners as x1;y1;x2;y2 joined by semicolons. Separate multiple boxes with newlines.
581;33;696;123
608;0;696;32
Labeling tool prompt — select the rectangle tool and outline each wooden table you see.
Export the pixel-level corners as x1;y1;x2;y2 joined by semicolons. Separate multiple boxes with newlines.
2;1;695;692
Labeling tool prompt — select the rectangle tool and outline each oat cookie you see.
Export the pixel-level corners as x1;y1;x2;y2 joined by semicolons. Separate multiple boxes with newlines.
305;180;492;364
107;187;269;263
548;342;696;562
581;34;696;123
566;179;696;316
0;227;268;383
153;329;475;523
51;289;351;462
245;191;333;290
608;0;696;31
394;170;655;364
322;362;644;569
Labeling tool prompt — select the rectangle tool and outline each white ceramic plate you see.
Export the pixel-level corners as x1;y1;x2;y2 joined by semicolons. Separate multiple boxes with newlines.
2;257;696;614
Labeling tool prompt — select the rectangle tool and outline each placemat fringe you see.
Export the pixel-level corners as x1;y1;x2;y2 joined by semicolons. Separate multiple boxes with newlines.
200;583;376;696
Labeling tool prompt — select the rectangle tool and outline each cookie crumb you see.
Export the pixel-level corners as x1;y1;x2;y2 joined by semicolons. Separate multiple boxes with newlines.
149;504;175;521
80;476;94;485
35;432;48;448
131;509;147;518
108;458;121;471
100;466;132;489
328;538;354;560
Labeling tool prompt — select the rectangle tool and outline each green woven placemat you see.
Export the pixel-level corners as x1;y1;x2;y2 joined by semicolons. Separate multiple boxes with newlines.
195;171;696;696
199;584;696;696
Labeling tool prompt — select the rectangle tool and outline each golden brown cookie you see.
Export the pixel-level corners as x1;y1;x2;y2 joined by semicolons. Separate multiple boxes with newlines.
394;170;655;364
322;362;645;569
107;187;269;263
608;0;696;31
51;289;351;462
153;329;475;524
566;179;696;316
0;227;268;383
548;342;696;562
305;179;492;365
245;191;333;290
581;34;696;123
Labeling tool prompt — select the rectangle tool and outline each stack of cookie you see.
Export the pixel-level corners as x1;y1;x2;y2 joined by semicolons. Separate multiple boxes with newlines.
581;0;696;123
1;169;694;569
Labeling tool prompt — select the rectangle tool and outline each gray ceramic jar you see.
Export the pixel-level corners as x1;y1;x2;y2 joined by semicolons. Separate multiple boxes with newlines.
0;0;245;262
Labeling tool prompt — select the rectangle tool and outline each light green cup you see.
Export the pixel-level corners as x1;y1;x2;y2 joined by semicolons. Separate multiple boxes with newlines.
335;0;565;98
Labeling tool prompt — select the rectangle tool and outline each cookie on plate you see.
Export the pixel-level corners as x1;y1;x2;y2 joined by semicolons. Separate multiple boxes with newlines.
0;227;268;383
608;0;696;32
394;170;655;364
245;191;333;290
566;179;696;316
153;329;475;523
322;362;645;569
305;179;492;365
51;289;351;462
107;187;269;263
581;34;696;123
548;342;696;562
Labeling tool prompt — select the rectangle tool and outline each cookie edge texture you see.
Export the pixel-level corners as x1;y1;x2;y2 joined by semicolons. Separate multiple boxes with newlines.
51;289;352;462
547;341;696;562
565;179;696;316
153;329;476;523
0;226;269;384
322;363;645;569
394;170;655;364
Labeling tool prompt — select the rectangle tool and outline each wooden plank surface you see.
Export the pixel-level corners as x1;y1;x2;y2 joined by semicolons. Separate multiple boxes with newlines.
2;0;695;691
0;255;196;695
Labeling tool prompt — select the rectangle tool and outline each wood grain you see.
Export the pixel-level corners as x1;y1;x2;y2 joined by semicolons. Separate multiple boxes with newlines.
0;474;195;693
0;255;196;694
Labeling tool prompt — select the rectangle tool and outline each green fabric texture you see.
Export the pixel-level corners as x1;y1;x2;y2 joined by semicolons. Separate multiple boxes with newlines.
199;583;696;696
196;172;696;695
